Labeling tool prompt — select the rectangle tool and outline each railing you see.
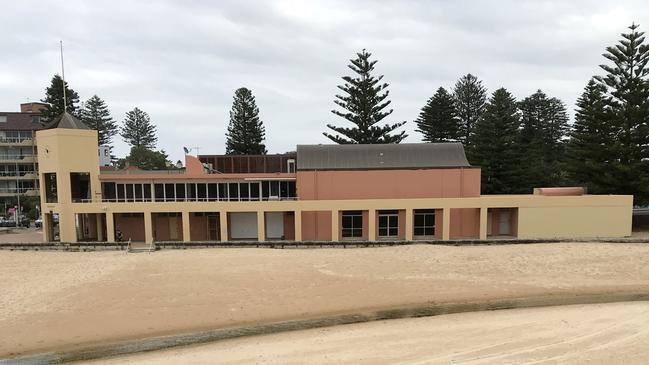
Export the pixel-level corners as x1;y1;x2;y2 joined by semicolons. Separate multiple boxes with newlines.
0;171;36;177
0;155;35;161
0;187;37;194
99;196;298;203
0;137;33;144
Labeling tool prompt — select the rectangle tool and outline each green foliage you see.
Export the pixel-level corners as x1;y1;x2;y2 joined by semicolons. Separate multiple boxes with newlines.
453;73;487;145
564;80;616;194
595;23;649;204
120;107;158;149
80;95;118;147
117;146;169;170
415;87;460;142
225;87;267;154
469;88;521;194
324;49;407;144
1;196;40;220
517;90;569;190
40;74;80;121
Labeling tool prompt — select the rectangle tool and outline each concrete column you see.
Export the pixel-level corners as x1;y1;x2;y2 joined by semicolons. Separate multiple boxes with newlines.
331;210;339;241
182;211;191;242
43;213;52;242
144;212;153;244
106;212;115;242
219;212;228;242
368;209;376;241
405;208;413;241
294;210;302;242
257;211;266;242
96;214;105;241
479;207;488;240
442;208;451;241
60;210;77;243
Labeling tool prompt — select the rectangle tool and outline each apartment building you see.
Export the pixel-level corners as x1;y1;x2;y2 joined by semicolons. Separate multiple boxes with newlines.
37;112;633;243
0;103;47;199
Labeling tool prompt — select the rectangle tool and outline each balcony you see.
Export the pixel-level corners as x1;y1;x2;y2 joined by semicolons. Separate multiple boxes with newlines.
0;155;36;163
0;137;34;146
0;187;39;197
0;171;37;180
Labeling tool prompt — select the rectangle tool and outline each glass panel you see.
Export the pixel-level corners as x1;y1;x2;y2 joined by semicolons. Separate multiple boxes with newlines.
280;181;288;198
176;184;186;200
288;181;296;198
378;215;387;228
262;181;270;198
352;215;362;227
388;228;398;236
154;184;164;201
414;228;425;236
342;215;352;228
424;227;435;236
378;228;388;236
116;184;125;202
208;183;218;200
270;181;279;197
228;183;239;200
352;228;362;237
102;182;116;200
240;183;249;200
250;182;260;199
342;228;352;237
197;184;207;200
143;184;151;200
414;214;425;226
389;215;398;226
134;184;143;201
165;184;175;201
218;183;227;200
188;184;197;200
425;214;435;226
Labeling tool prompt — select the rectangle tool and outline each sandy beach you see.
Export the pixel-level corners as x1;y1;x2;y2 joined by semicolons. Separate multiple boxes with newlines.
79;301;649;364
1;243;649;359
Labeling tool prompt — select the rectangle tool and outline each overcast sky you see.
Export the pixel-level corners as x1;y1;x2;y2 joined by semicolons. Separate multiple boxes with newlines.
1;0;648;161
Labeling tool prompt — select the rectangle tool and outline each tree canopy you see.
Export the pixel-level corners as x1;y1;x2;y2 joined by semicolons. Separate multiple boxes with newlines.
120;107;158;149
80;95;118;147
41;74;80;121
225;87;267;154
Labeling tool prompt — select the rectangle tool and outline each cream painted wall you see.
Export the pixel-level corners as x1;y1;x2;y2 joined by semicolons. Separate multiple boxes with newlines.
518;206;632;239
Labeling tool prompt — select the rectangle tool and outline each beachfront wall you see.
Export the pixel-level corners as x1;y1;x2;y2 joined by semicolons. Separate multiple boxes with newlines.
36;128;634;243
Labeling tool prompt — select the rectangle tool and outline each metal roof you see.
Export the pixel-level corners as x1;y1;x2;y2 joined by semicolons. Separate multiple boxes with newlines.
296;143;471;170
44;112;90;130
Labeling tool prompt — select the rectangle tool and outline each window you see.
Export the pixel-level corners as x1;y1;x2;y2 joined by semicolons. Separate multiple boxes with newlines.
197;183;207;201
175;184;186;200
250;182;260;200
187;183;197;201
0;116;6;123
126;184;135;201
228;183;239;200
134;184;143;201
414;209;436;237
165;184;175;201
218;183;227;200
208;183;218;201
239;183;249;201
143;184;151;201
378;210;399;237
287;159;296;173
342;211;363;238
44;173;58;203
117;184;126;202
154;184;165;201
102;182;116;201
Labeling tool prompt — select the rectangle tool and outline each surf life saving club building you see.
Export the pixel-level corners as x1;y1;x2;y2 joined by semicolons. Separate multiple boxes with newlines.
37;113;632;244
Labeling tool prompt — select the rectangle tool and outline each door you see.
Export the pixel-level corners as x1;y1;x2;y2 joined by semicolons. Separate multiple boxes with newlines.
169;216;179;240
499;210;510;235
207;214;219;241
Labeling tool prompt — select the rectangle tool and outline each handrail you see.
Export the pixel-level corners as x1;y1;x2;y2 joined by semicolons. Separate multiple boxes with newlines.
98;197;298;203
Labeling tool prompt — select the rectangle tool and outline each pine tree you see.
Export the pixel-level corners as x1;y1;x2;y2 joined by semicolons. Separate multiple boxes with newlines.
415;87;460;142
41;74;80;121
565;80;616;193
323;49;407;144
225;87;267;155
120;107;157;149
518;90;569;190
80;95;118;146
596;23;649;203
470;88;520;194
453;73;487;145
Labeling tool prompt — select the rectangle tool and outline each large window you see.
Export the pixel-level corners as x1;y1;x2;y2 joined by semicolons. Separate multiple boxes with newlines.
414;209;436;237
342;211;363;238
378;210;399;237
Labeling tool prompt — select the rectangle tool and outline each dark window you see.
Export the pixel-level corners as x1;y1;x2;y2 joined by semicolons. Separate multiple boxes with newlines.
280;181;288;198
188;183;197;200
250;182;260;200
218;183;227;200
175;184;186;200
143;184;151;201
117;184;126;202
288;181;296;198
134;184;143;201
414;209;435;237
125;184;134;202
154;184;165;201
165;184;175;201
208;183;218;200
228;183;239;200
270;181;279;198
102;182;116;201
240;183;249;201
197;183;207;200
378;212;399;237
342;211;363;238
262;181;270;199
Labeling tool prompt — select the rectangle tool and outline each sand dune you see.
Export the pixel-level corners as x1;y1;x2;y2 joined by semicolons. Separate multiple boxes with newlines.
1;243;649;359
79;301;649;365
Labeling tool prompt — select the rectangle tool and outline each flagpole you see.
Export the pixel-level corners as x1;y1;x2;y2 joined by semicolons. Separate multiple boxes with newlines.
60;41;67;113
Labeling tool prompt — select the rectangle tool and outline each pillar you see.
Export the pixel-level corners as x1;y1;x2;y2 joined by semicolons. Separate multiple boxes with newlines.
442;208;451;241
96;214;105;241
219;212;228;242
60;210;77;243
182;211;191;242
144;212;153;244
43;213;52;242
479;207;488;240
294;210;302;242
257;211;266;242
368;209;376;241
106;212;115;242
331;210;339;241
405;208;413;241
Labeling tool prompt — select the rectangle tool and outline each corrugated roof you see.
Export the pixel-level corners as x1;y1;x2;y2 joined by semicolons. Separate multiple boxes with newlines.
44;112;90;130
297;143;471;170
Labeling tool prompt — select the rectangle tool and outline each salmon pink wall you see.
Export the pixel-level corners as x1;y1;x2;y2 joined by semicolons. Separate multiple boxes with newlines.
450;208;480;238
113;214;145;242
301;211;332;241
283;212;295;240
297;168;480;200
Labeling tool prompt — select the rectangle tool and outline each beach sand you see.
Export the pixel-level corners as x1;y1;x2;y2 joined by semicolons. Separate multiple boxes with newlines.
80;301;649;365
1;243;649;358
